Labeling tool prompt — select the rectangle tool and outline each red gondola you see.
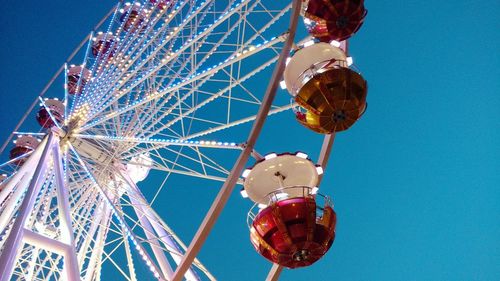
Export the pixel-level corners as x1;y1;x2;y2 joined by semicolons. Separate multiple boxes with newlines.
304;0;367;42
250;193;336;268
243;153;335;268
36;99;65;128
92;32;117;59
9;136;40;166
120;3;147;32
67;65;91;95
150;0;172;10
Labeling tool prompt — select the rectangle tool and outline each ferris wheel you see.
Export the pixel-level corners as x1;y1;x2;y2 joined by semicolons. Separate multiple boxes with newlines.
0;0;368;280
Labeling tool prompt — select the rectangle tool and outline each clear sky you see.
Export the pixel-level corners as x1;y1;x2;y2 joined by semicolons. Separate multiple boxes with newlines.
0;1;499;280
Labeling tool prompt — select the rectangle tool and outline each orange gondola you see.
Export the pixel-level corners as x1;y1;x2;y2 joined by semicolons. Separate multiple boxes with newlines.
295;67;367;133
283;42;367;133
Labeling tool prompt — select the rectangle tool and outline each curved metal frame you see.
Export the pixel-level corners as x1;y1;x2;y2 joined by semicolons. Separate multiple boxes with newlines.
170;0;303;279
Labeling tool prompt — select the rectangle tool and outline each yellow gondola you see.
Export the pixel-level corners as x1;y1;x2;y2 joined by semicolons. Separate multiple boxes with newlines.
295;66;367;133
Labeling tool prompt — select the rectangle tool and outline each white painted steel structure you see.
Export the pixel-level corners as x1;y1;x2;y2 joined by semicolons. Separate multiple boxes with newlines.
0;0;341;280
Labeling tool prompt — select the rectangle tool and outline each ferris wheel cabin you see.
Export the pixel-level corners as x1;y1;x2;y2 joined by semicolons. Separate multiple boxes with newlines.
36;98;65;128
9;135;40;166
242;152;336;268
120;2;148;32
92;32;118;59
284;42;367;133
150;0;172;10
67;65;91;95
303;0;367;42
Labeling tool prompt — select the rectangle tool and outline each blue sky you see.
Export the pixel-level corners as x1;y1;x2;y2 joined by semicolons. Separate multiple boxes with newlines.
0;1;499;280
